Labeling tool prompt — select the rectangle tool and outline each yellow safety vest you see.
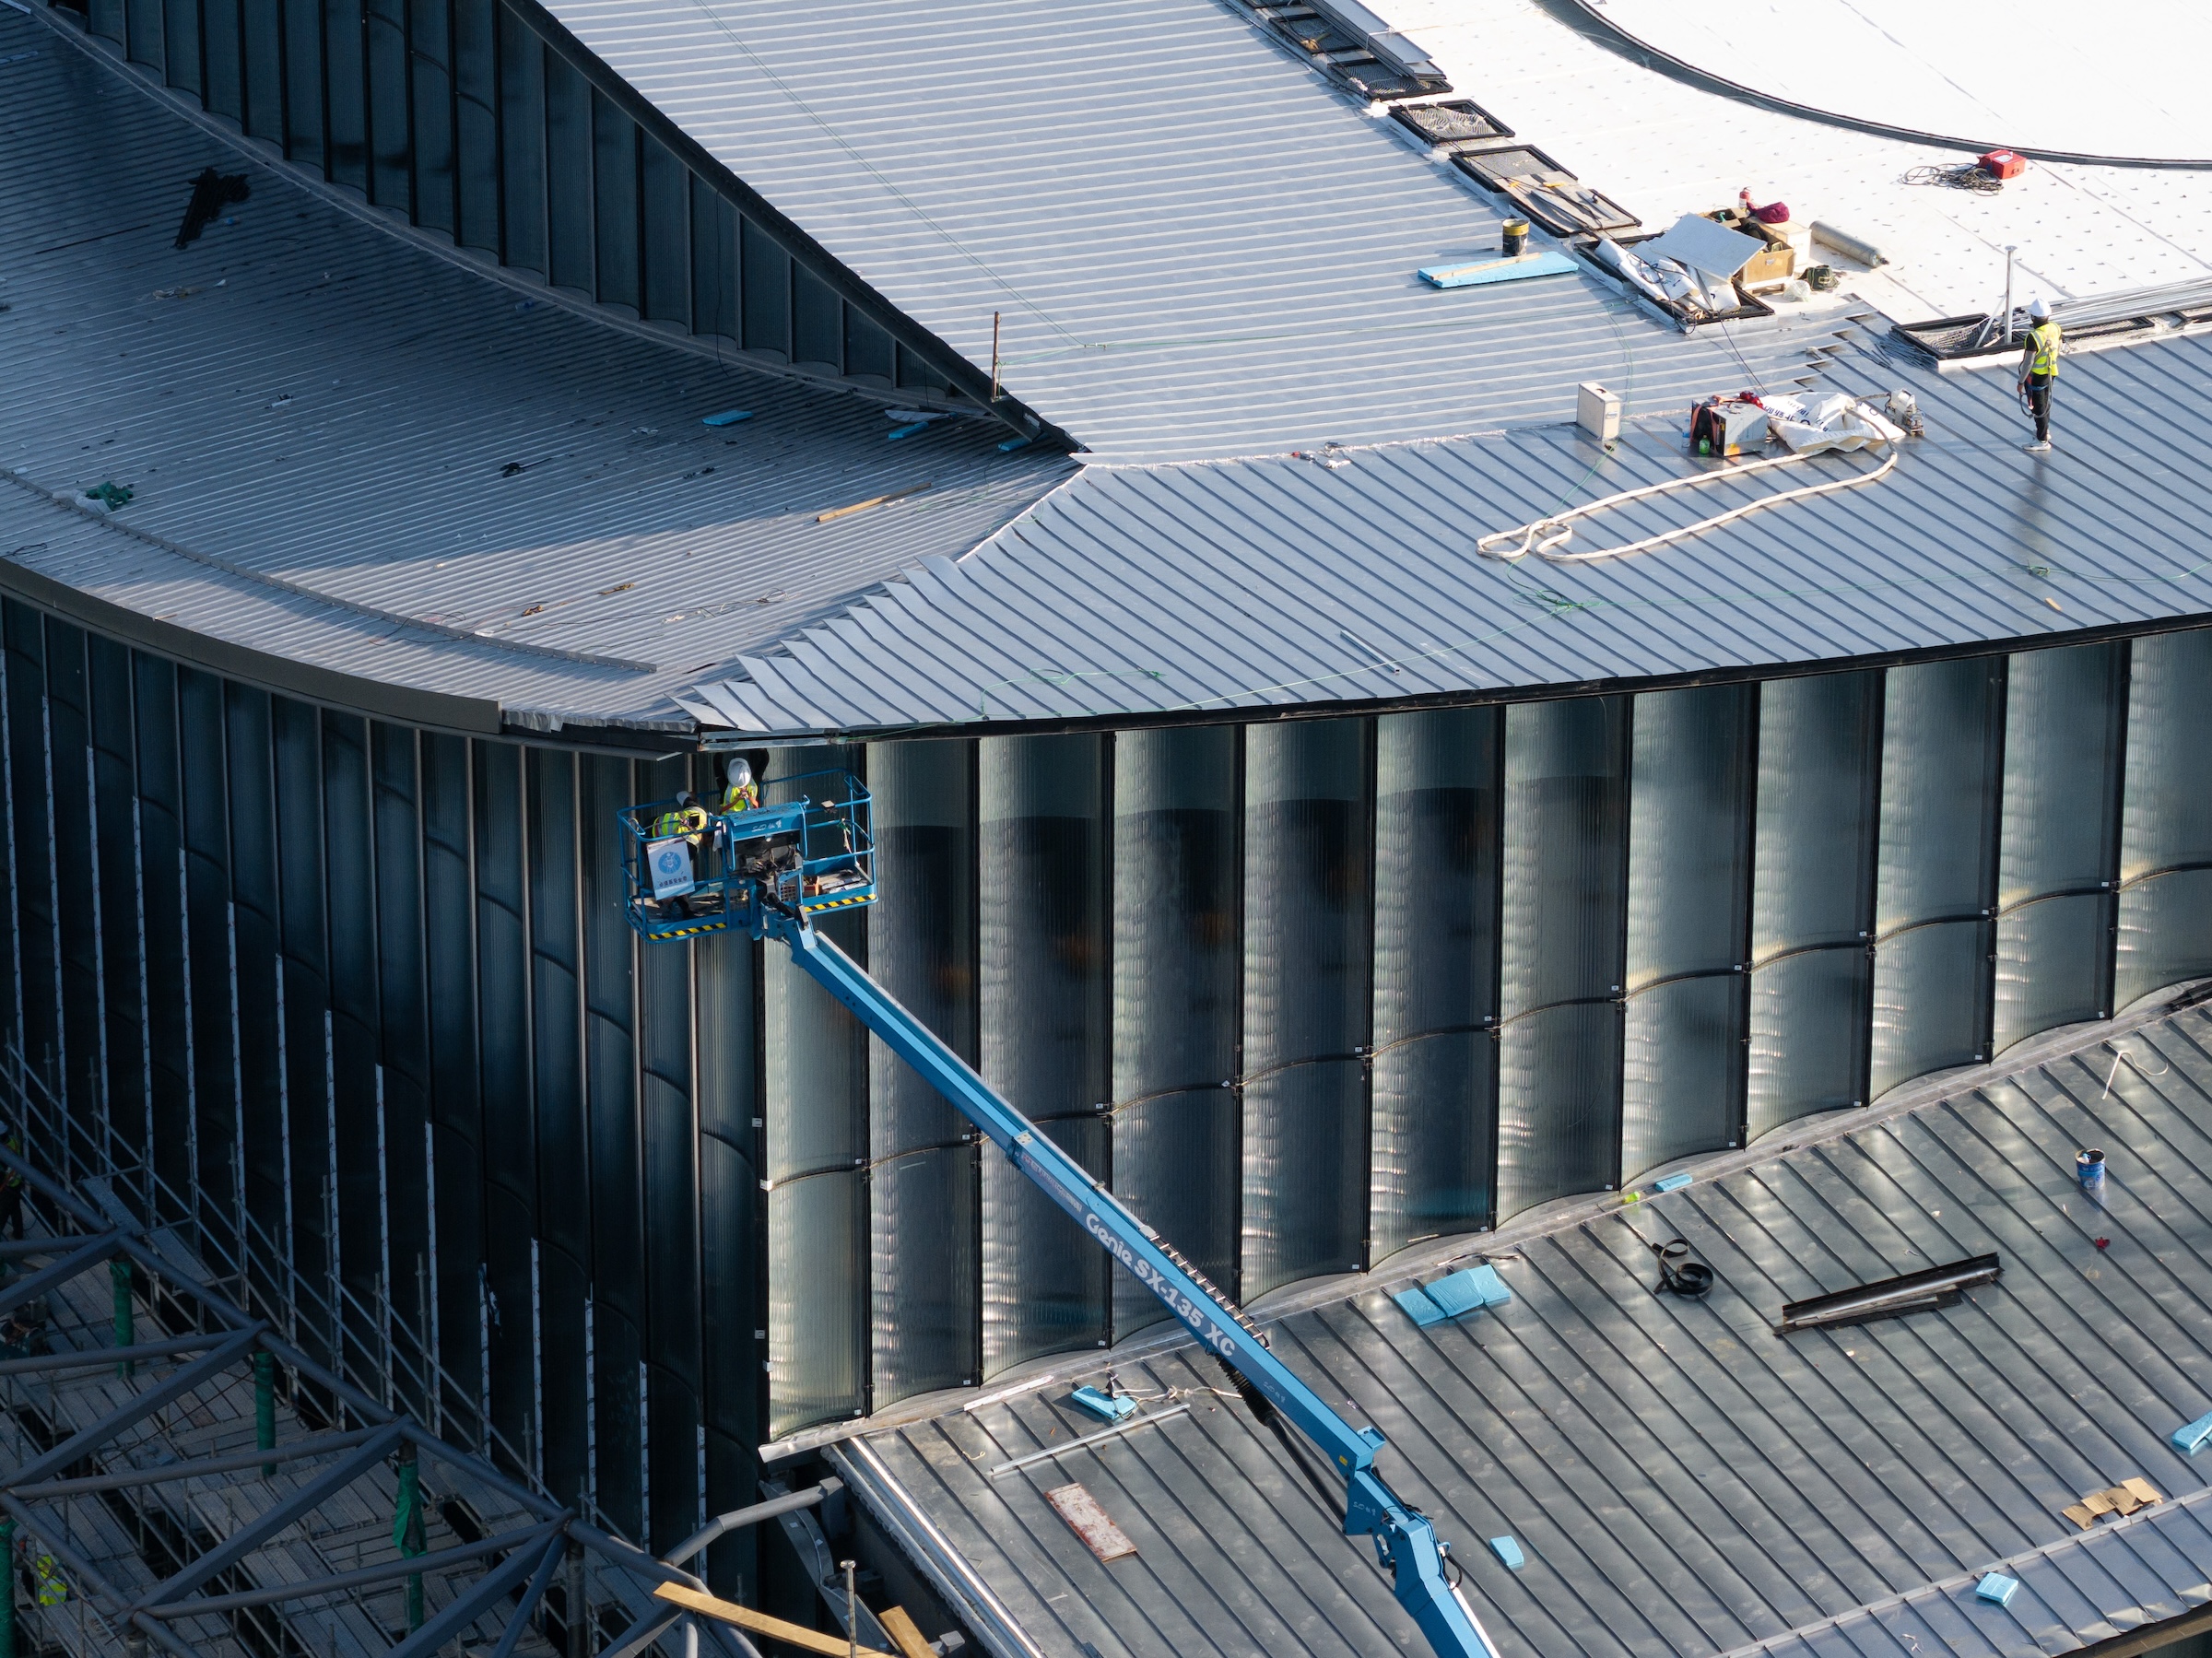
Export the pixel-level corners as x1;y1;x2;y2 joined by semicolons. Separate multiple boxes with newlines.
31;1555;66;1605
652;805;709;841
2028;320;2062;376
723;783;759;813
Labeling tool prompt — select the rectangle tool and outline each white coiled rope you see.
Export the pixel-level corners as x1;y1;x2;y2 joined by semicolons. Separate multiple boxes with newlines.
1477;426;1900;565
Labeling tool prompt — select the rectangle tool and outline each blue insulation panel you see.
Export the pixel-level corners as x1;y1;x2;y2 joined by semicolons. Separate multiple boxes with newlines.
1418;250;1579;289
1976;1572;2019;1606
2173;1411;2212;1454
1490;1535;1525;1570
1394;1287;1448;1327
1068;1385;1136;1423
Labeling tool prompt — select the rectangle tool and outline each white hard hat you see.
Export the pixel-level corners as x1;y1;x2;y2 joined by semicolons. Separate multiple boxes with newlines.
2027;297;2051;320
726;756;754;787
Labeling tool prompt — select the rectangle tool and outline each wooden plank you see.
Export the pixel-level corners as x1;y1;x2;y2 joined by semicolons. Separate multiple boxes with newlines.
1045;1482;1138;1563
877;1605;935;1658
653;1582;896;1658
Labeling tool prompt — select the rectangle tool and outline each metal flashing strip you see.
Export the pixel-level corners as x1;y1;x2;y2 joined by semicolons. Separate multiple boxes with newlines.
985;1404;1194;1476
831;1440;1051;1658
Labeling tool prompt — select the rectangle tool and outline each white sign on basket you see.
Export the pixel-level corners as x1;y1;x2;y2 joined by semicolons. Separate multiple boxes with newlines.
646;837;696;900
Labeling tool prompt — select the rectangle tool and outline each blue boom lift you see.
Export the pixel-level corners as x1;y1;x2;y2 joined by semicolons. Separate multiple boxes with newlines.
621;773;1504;1658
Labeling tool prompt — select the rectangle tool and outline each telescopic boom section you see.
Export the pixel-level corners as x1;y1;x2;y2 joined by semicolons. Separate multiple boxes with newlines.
622;781;1504;1658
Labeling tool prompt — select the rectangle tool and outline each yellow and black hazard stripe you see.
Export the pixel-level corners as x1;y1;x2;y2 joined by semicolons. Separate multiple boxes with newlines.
648;916;735;939
801;890;876;913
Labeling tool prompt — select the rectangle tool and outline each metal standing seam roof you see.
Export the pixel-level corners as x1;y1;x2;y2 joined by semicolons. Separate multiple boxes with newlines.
0;16;1073;733
676;323;2212;735
527;0;1811;464
830;991;2212;1658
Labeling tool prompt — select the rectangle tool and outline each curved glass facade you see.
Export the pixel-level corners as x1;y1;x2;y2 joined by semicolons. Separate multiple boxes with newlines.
6;603;2208;1500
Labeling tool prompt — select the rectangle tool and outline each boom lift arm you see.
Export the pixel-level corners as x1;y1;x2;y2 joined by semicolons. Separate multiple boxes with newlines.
619;777;1504;1658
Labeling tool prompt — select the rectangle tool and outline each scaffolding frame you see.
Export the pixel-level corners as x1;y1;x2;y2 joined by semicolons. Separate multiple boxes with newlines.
0;1084;758;1658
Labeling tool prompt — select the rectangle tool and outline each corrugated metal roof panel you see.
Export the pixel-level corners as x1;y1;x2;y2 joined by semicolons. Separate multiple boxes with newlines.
530;0;1832;463
685;325;2212;735
840;997;2212;1658
0;14;1072;726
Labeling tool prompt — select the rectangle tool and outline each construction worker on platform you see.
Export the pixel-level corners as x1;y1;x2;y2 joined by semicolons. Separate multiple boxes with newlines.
653;791;710;844
722;756;761;815
2018;297;2062;453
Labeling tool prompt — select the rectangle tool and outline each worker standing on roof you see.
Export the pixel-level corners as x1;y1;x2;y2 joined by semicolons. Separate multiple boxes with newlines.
2018;297;2062;453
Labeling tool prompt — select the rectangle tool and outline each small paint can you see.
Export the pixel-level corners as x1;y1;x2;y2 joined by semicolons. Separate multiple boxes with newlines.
2077;1148;2106;1192
1501;218;1529;257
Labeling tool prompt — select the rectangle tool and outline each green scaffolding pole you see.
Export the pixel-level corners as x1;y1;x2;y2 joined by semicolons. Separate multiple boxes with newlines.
394;1443;426;1631
254;1351;276;1476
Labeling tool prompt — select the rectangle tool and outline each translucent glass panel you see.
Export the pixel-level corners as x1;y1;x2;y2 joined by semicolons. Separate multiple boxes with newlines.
764;746;869;1431
1622;685;1752;1179
1112;726;1240;1331
1993;642;2125;1051
1747;671;1879;1138
1870;659;2005;1097
1498;697;1627;1217
1371;709;1500;1257
2117;629;2212;1007
865;740;978;1404
1241;719;1372;1297
978;735;1110;1373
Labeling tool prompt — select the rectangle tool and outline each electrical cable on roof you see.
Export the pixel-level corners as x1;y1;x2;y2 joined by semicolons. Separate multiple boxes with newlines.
1477;394;1904;564
1478;444;1897;562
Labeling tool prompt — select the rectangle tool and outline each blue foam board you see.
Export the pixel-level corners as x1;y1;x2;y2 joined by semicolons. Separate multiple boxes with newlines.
2173;1411;2212;1454
1976;1572;2019;1606
1068;1385;1135;1423
1394;1287;1448;1327
1653;1172;1692;1194
1423;1265;1513;1320
1418;250;1579;289
700;409;752;427
1489;1535;1524;1570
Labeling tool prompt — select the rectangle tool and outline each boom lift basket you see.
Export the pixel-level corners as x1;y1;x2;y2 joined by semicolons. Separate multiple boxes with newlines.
619;768;876;942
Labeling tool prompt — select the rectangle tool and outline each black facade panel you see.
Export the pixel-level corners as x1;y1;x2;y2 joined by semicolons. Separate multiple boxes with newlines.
498;9;547;273
692;177;737;344
179;668;239;1265
453;0;500;253
285;0;325;170
272;695;335;1372
225;686;288;1323
324;0;368;189
202;0;241;122
740;216;790;361
422;732;483;1429
5;605;58;1109
591;90;641;313
42;622;101;1166
545;53;594;293
641;135;691;327
87;637;143;1174
372;723;432;1417
411;0;457;234
1371;706;1501;1255
130;652;191;1229
161;0;199;97
794;266;841;372
240;0;280;143
121;0;159;75
366;0;411;210
321;711;383;1388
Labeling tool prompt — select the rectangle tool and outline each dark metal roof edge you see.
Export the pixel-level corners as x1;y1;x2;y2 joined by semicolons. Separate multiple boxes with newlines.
0;557;504;737
21;4;997;425
705;608;2212;745
500;0;1067;449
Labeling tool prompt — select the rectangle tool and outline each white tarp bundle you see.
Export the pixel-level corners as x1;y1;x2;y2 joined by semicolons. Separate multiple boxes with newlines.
1759;392;1906;454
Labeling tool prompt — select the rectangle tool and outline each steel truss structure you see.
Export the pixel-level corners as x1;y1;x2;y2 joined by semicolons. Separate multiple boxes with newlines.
0;1094;763;1658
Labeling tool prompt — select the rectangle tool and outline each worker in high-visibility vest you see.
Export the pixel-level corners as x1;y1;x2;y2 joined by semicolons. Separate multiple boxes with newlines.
2018;296;2062;453
653;792;710;844
29;1551;66;1607
721;756;761;815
